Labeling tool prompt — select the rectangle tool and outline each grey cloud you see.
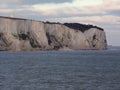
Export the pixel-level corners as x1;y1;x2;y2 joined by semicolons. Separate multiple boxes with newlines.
108;10;120;16
20;0;72;5
0;0;72;3
0;0;73;9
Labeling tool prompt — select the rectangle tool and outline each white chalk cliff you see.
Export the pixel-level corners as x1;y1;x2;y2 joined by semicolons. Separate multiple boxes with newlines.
0;16;107;51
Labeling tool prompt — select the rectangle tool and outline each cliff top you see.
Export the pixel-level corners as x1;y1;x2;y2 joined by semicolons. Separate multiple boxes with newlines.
64;23;104;32
0;16;28;20
45;21;104;32
0;16;104;32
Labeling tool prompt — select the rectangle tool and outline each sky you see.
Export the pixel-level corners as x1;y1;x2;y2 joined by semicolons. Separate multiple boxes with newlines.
0;0;120;46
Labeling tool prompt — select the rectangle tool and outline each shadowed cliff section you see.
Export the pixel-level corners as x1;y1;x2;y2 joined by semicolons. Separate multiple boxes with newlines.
0;16;107;51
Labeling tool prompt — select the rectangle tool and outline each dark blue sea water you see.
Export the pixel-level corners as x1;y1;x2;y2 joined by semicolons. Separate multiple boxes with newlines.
0;47;120;90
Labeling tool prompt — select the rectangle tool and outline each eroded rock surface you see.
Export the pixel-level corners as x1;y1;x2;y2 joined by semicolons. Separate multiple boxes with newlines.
0;16;107;51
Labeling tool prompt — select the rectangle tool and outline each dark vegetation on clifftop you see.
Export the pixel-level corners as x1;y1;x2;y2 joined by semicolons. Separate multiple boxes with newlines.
46;21;104;32
64;23;104;32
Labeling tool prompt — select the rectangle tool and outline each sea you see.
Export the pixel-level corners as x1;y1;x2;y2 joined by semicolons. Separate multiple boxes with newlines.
0;47;120;90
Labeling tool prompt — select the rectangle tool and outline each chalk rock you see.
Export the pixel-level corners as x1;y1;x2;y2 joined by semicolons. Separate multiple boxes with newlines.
0;16;107;51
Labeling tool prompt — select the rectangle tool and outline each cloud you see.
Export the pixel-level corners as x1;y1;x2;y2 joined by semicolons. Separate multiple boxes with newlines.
30;0;120;19
46;15;120;25
0;0;72;5
0;0;20;4
0;9;13;13
1;0;120;18
21;0;72;4
102;0;120;10
30;0;106;20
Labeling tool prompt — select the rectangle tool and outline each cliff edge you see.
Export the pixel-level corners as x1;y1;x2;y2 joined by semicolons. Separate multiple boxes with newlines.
0;16;107;51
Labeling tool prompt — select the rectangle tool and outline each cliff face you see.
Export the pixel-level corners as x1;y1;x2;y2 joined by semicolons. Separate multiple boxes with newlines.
0;16;107;51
